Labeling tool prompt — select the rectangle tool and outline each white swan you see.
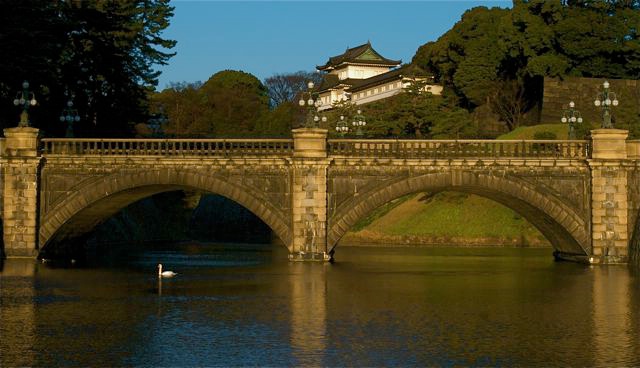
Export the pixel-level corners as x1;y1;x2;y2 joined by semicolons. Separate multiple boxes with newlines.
157;263;177;278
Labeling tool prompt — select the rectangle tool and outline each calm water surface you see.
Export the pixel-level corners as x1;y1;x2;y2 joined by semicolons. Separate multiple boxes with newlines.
1;245;639;367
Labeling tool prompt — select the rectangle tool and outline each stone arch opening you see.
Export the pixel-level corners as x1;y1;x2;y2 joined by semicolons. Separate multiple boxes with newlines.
39;169;292;254
328;172;590;259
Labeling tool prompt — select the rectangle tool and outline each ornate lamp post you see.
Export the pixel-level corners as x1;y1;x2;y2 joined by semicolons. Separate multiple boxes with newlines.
298;81;326;128
335;115;349;136
593;80;619;129
334;109;367;137
60;98;81;138
13;80;37;127
352;109;367;137
561;101;583;140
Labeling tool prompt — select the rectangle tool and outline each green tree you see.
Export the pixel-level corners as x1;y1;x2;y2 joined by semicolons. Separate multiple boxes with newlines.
412;0;640;133
152;82;207;137
0;0;176;136
200;70;270;136
59;0;176;137
254;101;301;137
153;70;272;137
414;6;514;107
0;1;67;132
264;71;322;107
347;89;475;139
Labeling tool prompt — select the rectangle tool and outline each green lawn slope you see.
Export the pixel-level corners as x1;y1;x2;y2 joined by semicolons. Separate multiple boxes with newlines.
341;192;549;247
497;123;567;140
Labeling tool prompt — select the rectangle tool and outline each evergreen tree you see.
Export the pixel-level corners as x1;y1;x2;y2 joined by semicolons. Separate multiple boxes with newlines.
412;0;640;131
0;0;176;136
153;70;271;137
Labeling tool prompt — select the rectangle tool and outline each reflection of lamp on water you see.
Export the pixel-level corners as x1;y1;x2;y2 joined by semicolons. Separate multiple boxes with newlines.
561;101;583;140
593;80;619;129
13;80;37;127
298;81;326;128
60;99;81;138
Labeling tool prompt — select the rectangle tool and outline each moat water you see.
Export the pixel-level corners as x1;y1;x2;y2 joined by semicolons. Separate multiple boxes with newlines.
1;245;639;367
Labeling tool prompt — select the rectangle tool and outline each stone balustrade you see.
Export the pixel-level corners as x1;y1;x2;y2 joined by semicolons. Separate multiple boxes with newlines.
328;139;590;159
40;138;594;159
41;138;294;157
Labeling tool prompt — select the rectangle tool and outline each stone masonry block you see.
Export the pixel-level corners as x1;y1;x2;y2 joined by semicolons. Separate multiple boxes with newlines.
613;193;628;202
592;223;607;232
301;198;316;207
616;231;628;240
614;241;628;249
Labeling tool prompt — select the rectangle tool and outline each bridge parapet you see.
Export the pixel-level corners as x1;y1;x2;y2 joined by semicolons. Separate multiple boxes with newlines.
41;138;293;157
328;139;590;159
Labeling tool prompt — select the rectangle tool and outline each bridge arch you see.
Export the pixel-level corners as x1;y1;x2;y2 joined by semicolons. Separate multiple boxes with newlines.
328;171;590;257
39;168;292;253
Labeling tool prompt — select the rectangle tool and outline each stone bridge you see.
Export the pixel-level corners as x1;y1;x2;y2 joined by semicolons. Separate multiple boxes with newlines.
1;127;639;264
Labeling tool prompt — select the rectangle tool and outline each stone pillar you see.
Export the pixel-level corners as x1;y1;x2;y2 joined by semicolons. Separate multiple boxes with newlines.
289;128;331;261
589;129;629;264
2;127;41;258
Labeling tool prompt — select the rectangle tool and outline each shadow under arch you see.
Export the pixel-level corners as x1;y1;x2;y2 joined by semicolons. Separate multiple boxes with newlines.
628;214;640;265
328;171;590;258
39;169;292;253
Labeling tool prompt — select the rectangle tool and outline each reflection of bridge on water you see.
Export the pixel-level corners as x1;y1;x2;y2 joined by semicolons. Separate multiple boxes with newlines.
1;256;638;366
2;126;640;263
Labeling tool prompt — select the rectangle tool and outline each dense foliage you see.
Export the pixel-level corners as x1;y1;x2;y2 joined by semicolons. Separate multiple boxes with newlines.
151;70;309;137
0;0;175;136
412;0;640;130
328;91;476;139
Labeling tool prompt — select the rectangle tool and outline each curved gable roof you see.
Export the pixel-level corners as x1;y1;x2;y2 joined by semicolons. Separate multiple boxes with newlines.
317;42;401;71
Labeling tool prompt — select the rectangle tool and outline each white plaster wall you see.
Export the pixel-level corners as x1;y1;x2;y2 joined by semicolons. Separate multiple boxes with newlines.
328;65;393;80
350;82;442;105
344;65;390;79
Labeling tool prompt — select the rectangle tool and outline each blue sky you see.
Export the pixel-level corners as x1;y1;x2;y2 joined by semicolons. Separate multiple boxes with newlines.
156;1;511;89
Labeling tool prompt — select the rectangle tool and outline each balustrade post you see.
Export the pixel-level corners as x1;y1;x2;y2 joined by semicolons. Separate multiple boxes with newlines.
2;127;41;258
290;128;330;261
588;129;630;264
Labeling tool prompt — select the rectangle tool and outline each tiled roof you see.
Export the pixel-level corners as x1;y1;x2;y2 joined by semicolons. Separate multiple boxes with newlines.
317;68;408;94
316;42;401;71
347;68;405;92
317;74;359;92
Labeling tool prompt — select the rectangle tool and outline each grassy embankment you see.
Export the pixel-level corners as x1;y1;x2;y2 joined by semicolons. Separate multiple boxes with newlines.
340;124;567;247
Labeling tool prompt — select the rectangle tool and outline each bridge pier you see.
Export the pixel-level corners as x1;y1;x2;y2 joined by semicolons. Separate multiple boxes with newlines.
1;127;41;258
589;129;630;264
289;128;331;262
